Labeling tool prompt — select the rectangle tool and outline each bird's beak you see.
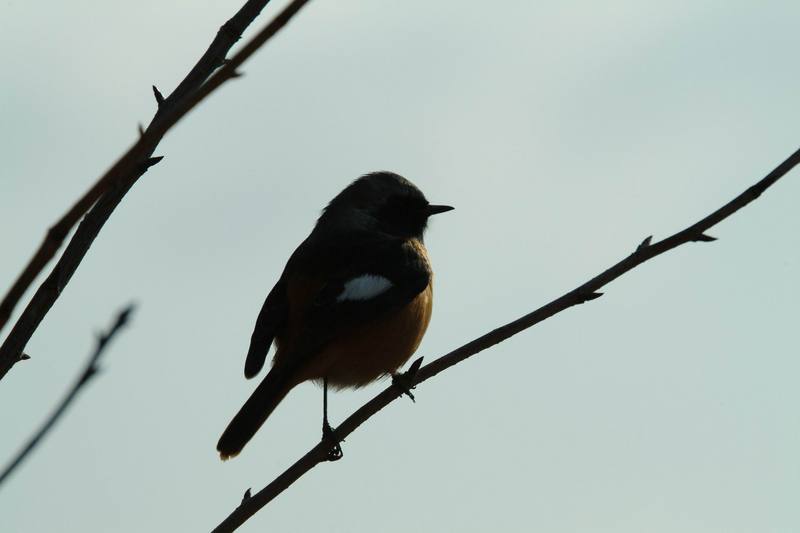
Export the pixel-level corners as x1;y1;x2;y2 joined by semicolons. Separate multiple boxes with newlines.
426;204;455;216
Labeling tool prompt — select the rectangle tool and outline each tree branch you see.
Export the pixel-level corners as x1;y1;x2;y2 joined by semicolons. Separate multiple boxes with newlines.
210;146;800;532
0;304;135;489
0;0;312;380
0;0;274;336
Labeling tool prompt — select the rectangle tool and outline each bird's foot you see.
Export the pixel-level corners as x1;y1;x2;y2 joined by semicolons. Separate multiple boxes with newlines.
392;357;424;402
322;420;344;462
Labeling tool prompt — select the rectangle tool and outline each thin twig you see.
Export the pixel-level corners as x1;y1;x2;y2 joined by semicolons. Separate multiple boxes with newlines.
210;146;800;532
0;304;135;489
0;0;312;380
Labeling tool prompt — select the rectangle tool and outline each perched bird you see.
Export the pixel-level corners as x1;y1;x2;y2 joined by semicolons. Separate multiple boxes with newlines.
217;172;453;460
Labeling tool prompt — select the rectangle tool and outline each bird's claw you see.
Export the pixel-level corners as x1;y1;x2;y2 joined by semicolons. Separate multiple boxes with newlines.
322;420;344;461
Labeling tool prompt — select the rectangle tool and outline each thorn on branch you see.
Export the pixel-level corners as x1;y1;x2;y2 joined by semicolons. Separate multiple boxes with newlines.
636;235;653;252
577;291;603;304
19;353;31;362
692;233;717;242
79;365;100;386
152;85;165;107
392;357;423;402
116;303;135;326
230;70;244;79
241;488;252;505
45;223;69;244
407;356;424;377
137;123;145;137
141;156;164;172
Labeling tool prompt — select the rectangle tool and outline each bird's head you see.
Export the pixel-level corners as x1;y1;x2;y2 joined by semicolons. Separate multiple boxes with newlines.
318;171;453;239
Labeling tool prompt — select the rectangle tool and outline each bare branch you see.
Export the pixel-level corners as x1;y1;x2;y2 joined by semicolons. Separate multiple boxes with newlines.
0;0;312;380
210;146;800;532
0;0;295;336
0;304;135;489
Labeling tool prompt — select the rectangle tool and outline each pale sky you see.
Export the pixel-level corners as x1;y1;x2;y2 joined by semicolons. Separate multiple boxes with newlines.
2;1;799;532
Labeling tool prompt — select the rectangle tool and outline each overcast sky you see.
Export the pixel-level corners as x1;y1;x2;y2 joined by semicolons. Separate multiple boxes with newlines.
2;1;799;532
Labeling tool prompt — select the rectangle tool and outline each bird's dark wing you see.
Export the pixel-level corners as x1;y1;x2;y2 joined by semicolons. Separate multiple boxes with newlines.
244;277;288;379
299;237;432;350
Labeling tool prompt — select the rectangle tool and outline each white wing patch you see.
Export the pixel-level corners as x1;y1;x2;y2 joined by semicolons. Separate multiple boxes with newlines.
336;274;393;302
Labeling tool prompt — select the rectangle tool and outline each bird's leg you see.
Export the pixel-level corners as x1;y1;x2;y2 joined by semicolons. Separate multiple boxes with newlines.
391;357;424;402
321;376;343;461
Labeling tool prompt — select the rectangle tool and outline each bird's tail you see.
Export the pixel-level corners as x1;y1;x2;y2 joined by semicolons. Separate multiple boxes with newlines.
217;366;295;460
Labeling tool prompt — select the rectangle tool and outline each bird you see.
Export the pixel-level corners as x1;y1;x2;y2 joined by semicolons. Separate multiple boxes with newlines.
217;171;453;460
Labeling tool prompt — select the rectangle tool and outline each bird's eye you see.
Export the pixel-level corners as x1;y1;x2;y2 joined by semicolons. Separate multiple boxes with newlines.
375;195;428;237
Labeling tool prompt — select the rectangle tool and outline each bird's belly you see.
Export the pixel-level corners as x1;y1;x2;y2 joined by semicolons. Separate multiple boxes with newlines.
315;284;433;388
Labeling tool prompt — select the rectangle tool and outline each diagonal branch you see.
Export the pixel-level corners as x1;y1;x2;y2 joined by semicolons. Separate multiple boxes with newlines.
0;0;312;381
0;304;135;489
210;146;800;532
0;0;275;335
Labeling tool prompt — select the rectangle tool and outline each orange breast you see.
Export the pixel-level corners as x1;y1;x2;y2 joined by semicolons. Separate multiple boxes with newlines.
274;281;434;389
320;283;432;388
